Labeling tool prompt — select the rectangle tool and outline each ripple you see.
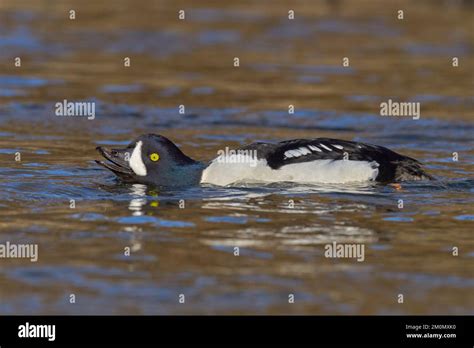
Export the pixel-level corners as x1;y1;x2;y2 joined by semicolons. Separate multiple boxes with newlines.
383;216;415;222
117;215;194;228
454;215;474;221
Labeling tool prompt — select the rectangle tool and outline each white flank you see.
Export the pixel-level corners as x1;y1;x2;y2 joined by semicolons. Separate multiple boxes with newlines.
129;141;147;176
200;156;379;186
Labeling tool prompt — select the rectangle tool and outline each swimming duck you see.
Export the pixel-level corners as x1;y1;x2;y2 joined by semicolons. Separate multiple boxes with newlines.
96;133;433;187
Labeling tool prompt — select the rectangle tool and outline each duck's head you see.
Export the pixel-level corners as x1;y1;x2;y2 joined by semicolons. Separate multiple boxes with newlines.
96;134;202;187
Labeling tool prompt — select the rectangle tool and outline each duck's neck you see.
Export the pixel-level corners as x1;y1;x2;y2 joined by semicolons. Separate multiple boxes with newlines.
163;161;205;187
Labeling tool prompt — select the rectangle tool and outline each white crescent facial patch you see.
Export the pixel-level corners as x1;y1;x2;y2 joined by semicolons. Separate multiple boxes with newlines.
129;140;147;176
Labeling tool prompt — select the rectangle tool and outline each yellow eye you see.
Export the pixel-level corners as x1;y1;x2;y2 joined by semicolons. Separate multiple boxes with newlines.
150;153;160;162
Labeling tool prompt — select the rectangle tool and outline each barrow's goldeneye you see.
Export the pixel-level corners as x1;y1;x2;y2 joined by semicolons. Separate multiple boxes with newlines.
95;134;433;187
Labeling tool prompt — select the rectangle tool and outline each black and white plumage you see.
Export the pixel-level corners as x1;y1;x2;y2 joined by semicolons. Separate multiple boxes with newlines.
96;134;433;187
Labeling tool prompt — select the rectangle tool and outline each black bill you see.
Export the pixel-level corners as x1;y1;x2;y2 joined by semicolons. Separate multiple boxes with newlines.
95;146;134;181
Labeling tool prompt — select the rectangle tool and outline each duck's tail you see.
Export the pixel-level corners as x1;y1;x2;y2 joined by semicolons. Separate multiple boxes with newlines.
393;159;435;181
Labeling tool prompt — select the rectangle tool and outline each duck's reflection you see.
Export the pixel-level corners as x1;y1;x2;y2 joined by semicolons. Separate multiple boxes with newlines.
123;225;143;252
128;184;147;216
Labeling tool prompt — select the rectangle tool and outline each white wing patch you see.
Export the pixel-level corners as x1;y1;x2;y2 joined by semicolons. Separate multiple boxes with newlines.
284;147;312;158
308;145;322;152
284;150;301;158
129;140;147;176
319;144;332;151
283;143;343;159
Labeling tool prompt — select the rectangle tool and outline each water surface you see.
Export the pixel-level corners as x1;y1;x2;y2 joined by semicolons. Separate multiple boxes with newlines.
0;0;473;314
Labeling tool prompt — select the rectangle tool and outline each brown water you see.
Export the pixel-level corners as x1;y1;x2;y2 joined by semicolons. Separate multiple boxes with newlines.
0;0;473;314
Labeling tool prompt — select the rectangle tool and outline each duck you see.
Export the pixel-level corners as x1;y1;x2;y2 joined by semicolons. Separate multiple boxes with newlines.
95;133;433;187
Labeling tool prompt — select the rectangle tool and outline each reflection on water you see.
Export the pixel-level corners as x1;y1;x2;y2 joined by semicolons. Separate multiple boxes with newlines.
128;184;147;216
0;0;473;314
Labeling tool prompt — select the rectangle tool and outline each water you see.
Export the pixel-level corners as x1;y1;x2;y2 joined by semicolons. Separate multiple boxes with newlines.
0;0;473;314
